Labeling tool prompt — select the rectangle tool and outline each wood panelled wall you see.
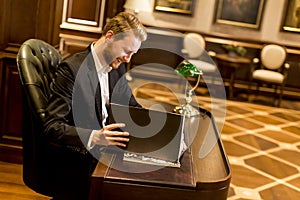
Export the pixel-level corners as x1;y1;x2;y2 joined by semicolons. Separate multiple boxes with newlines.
0;0;63;48
0;0;64;163
59;0;125;55
0;0;126;163
59;0;106;55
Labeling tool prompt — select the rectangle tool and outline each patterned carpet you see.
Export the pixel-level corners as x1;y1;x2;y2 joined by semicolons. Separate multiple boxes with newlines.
131;81;300;200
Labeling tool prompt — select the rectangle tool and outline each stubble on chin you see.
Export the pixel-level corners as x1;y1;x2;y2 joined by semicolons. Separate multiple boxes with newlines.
110;60;121;69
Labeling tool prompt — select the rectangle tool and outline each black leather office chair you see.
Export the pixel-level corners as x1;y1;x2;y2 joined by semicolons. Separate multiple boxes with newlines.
17;39;61;197
17;39;97;200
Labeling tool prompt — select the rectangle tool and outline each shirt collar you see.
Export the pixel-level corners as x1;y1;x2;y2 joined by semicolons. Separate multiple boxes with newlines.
91;43;112;74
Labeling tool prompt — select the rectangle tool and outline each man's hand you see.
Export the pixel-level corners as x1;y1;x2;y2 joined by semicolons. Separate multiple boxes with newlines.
92;123;129;147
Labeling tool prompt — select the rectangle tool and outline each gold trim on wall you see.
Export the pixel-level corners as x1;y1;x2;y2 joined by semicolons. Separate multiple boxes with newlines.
282;0;300;33
154;0;194;15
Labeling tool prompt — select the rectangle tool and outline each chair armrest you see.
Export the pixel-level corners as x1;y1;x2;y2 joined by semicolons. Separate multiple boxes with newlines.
282;62;290;80
250;57;260;73
208;51;216;57
284;63;290;69
181;48;188;55
252;57;260;63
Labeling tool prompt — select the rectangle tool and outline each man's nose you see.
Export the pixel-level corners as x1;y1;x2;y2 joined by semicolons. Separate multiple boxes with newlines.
123;53;133;63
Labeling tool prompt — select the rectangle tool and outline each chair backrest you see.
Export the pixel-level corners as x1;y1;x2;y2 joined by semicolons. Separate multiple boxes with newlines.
261;44;286;70
16;39;61;196
183;33;206;58
17;39;61;121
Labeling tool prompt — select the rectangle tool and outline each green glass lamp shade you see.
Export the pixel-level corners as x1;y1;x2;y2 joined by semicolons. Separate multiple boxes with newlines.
174;60;203;117
175;60;200;77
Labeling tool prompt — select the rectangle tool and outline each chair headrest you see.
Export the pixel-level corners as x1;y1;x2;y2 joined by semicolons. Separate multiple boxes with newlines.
261;44;286;70
183;33;205;58
17;39;61;121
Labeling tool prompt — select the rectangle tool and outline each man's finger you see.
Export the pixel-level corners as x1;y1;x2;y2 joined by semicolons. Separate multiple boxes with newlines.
105;131;129;137
104;123;125;130
111;142;127;147
106;136;129;142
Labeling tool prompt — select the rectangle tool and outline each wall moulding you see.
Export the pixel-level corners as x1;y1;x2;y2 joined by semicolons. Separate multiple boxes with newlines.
60;0;106;33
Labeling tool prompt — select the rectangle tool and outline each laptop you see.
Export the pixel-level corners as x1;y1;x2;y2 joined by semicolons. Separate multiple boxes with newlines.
108;103;185;167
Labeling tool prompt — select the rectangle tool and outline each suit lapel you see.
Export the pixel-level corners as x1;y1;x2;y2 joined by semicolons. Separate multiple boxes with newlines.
86;52;103;126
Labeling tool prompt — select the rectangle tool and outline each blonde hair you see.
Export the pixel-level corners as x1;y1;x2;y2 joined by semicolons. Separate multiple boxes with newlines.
102;12;147;42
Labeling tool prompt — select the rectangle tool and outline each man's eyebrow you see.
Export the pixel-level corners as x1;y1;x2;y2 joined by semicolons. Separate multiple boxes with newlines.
125;48;136;54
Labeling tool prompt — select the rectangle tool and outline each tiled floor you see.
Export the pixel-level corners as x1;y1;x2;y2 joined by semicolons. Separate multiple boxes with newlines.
131;80;300;200
215;98;300;200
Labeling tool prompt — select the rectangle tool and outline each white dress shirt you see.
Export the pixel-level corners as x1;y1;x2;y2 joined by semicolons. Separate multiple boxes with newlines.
87;43;112;150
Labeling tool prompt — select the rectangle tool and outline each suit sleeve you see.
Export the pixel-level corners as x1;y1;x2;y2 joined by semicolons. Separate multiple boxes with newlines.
44;62;92;152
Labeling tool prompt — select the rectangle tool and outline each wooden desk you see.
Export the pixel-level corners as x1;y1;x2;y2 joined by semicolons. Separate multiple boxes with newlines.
89;109;231;200
215;54;251;99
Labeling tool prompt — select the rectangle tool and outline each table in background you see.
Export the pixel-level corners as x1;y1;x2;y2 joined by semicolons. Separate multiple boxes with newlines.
89;107;231;200
215;54;251;99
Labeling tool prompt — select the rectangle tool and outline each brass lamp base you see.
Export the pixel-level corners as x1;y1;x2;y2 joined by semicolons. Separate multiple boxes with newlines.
174;90;199;117
174;104;199;117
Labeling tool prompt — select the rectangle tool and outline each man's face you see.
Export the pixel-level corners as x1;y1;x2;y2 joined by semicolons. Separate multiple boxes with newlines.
104;32;141;69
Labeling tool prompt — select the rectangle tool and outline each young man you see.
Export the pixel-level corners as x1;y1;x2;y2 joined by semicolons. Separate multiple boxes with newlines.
44;12;147;199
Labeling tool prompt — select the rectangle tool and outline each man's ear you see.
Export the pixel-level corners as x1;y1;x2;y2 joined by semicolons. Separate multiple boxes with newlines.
105;30;114;40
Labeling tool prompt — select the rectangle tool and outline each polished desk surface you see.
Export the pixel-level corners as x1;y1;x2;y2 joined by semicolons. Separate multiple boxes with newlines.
89;107;231;200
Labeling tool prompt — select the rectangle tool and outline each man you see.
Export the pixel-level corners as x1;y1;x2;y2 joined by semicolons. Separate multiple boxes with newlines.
44;12;147;199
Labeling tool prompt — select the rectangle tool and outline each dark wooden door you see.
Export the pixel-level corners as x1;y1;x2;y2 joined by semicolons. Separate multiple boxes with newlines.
0;58;23;163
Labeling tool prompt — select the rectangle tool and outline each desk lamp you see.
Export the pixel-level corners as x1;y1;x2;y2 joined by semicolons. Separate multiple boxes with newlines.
174;60;203;117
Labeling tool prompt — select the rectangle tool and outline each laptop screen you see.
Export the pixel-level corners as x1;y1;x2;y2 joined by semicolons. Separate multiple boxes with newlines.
108;103;185;163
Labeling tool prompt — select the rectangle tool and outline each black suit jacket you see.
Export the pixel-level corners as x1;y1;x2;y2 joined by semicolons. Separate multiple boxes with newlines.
42;46;140;199
44;46;140;151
